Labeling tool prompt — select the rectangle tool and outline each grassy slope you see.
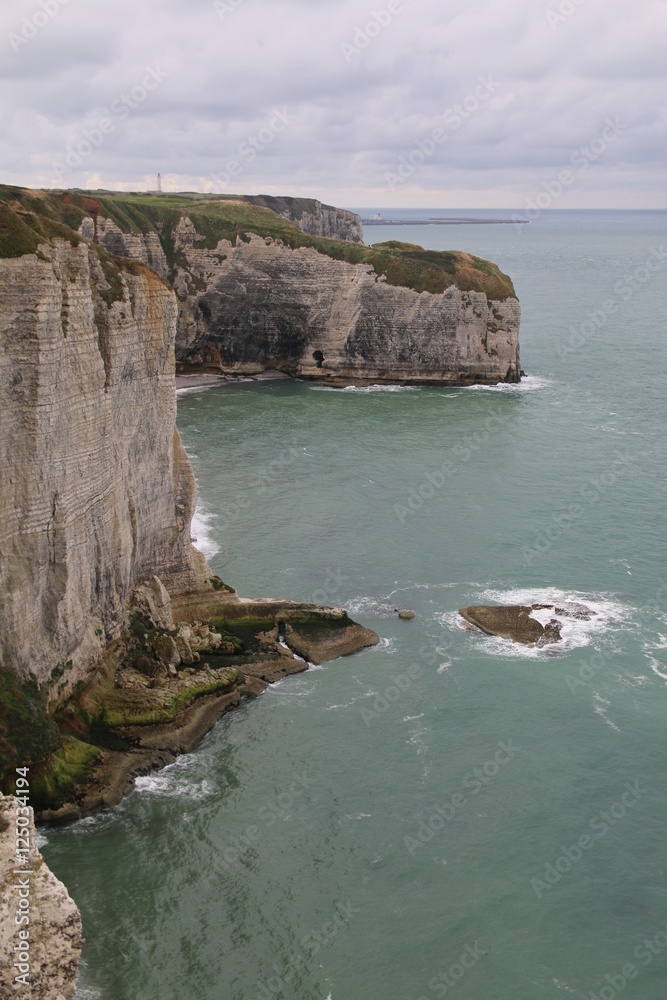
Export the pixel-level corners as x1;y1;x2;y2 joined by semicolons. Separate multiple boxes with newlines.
0;185;516;299
0;186;167;305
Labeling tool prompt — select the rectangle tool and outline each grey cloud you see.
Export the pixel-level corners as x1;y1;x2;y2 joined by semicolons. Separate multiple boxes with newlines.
0;0;664;206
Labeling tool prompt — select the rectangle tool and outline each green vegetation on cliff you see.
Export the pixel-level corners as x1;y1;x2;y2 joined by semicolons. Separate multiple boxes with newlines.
0;185;516;299
0;665;62;784
30;737;101;811
0;187;169;304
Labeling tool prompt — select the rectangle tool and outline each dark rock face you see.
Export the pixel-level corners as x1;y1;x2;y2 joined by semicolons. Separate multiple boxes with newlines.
176;236;521;385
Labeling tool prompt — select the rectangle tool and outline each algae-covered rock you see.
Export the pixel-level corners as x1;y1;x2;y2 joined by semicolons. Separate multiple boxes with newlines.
458;605;566;647
284;614;379;665
0;666;62;784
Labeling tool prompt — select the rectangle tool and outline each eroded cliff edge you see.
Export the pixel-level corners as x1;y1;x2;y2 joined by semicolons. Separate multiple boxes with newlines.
0;189;378;802
175;233;521;385
0;190;381;997
2;186;521;387
0;234;209;693
0;792;83;999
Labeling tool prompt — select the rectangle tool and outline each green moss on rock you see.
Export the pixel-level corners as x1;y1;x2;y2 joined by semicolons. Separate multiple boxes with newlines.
0;666;62;784
29;737;101;811
101;669;239;728
0;185;517;300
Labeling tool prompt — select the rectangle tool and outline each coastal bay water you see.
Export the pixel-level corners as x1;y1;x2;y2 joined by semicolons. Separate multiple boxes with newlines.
42;210;667;1000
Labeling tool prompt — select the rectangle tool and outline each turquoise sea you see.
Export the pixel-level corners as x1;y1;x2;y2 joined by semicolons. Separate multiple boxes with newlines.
42;210;667;1000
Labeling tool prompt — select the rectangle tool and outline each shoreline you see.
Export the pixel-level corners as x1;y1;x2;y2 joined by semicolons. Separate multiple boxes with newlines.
35;592;380;826
176;371;292;392
176;370;527;393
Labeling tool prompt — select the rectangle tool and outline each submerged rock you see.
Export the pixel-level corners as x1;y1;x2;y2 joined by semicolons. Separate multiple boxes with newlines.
458;604;575;647
398;610;416;621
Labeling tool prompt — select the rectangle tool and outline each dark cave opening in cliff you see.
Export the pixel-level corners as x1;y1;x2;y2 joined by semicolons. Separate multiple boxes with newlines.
312;350;325;368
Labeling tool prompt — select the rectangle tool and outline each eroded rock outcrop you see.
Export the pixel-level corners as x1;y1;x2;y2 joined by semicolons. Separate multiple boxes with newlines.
175;233;521;384
0;793;83;998
2;188;522;387
242;195;364;243
0;236;211;695
78;215;169;278
458;603;595;647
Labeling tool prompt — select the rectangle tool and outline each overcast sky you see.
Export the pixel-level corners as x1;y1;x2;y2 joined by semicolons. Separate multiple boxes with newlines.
1;0;665;209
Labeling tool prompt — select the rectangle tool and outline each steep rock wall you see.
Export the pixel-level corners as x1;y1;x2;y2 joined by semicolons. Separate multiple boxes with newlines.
0;792;83;999
0;239;208;692
273;199;364;244
234;196;363;243
175;235;521;384
78;216;169;279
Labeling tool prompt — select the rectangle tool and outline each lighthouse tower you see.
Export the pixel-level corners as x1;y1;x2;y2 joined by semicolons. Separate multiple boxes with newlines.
157;172;162;193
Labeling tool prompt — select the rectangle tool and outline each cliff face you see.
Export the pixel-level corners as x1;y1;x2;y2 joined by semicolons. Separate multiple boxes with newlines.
0;184;521;689
0;237;209;693
241;195;364;243
175;234;521;384
0;793;83;999
1;188;520;386
79;215;169;278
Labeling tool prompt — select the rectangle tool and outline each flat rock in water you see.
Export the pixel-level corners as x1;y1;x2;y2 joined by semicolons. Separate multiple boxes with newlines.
284;619;379;665
458;605;570;647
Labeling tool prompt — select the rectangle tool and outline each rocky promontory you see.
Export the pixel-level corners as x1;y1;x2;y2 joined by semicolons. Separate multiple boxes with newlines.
0;187;379;822
1;185;522;388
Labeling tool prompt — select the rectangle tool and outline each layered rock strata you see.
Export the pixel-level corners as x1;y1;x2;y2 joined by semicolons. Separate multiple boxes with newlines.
242;195;364;243
175;233;521;384
0;238;211;694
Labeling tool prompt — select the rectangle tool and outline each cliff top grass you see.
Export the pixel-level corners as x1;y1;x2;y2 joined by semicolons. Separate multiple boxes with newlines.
0;184;516;299
0;188;171;305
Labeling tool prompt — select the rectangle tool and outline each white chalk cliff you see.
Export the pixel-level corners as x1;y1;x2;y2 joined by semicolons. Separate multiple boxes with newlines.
0;238;210;695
